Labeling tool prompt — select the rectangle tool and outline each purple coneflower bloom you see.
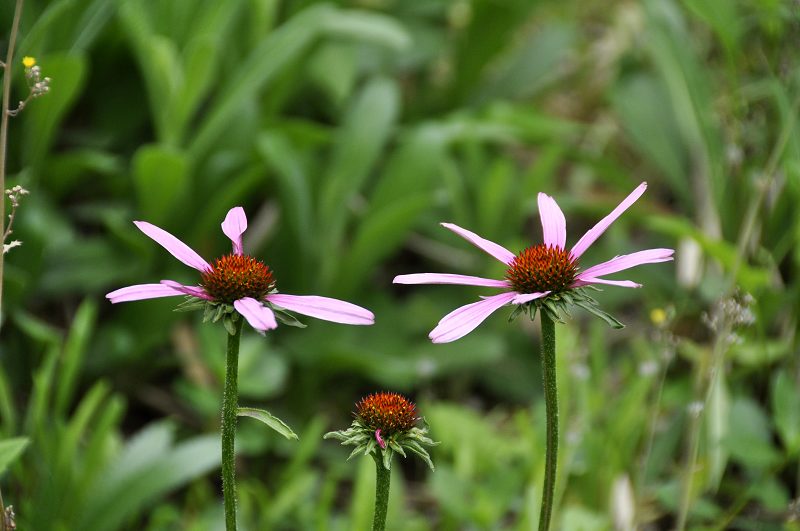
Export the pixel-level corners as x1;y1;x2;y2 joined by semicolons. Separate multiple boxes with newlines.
393;182;673;343
107;206;374;332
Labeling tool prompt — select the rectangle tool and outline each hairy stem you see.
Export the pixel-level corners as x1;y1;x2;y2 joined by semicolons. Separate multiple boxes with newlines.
538;312;558;531
371;453;391;531
0;0;25;327
221;317;244;531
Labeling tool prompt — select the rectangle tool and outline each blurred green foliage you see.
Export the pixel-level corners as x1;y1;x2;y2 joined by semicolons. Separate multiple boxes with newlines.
0;0;798;529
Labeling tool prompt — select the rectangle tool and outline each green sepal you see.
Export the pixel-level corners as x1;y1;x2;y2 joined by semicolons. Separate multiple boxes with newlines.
574;300;625;329
273;308;307;328
382;446;393;470
174;296;207;312
237;407;298;440
223;313;238;335
508;305;525;322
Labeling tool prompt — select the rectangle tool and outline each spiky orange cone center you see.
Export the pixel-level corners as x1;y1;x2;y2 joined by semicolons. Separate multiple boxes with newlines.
356;392;418;435
505;244;579;294
201;254;275;303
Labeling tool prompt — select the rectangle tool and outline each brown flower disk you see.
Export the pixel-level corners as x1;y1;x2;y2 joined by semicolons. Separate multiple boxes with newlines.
505;244;578;294
356;392;418;434
201;254;275;303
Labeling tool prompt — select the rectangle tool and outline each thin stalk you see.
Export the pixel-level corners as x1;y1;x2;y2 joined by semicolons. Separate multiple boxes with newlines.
538;312;558;531
371;453;390;531
0;0;25;326
221;317;244;531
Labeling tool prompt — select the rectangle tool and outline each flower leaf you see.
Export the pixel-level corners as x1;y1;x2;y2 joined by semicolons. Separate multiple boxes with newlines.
574;300;625;329
273;309;307;328
237;407;298;440
382;446;393;470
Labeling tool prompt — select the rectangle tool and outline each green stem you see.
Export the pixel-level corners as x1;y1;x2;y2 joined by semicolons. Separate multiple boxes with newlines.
371;453;390;531
538;312;558;531
221;317;244;531
0;0;25;328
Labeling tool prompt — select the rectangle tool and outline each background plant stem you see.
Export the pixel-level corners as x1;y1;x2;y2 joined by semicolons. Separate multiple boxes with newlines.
221;317;244;531
538;312;558;531
371;453;390;531
0;0;25;328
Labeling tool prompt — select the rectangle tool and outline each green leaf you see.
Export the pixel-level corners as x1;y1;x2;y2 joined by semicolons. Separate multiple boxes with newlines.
574;301;625;329
132;145;189;225
272;309;307;328
237;407;298;440
0;437;29;475
772;370;800;455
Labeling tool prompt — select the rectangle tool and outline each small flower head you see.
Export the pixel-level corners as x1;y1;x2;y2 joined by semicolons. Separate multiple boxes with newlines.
356;392;418;436
22;56;35;68
325;392;438;471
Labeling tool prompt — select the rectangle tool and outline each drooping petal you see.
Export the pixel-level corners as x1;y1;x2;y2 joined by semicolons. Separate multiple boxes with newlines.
221;206;247;256
441;223;516;265
393;273;511;288
538;193;566;250
578;248;674;279
428;292;516;343
570;182;648;259
134;221;211;272
234;297;278;331
512;291;549;304
572;277;642;288
266;294;374;325
160;280;212;300
106;283;185;303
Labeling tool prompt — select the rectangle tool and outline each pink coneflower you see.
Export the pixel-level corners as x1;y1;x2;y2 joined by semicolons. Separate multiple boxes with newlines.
107;206;374;331
394;182;673;343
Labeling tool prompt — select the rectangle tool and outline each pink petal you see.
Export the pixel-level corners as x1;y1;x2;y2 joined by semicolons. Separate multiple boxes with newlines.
375;429;386;449
234;297;278;332
578;248;674;279
134;221;211;272
106;283;185;303
570;182;648;260
221;206;247;256
512;292;549;304
441;223;516;265
266;294;374;325
428;292;516;343
538;193;566;250
393;273;511;288
160;280;212;300
572;277;642;288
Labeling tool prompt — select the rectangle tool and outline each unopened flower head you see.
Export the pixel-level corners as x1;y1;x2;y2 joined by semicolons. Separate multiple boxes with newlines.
325;392;437;471
106;207;374;334
394;182;674;342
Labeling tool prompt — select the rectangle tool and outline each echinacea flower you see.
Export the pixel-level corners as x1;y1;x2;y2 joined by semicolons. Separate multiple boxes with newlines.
394;182;673;343
324;392;437;471
106;206;374;332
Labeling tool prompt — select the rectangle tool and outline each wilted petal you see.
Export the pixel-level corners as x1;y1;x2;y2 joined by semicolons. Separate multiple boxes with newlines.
538;193;566;250
266;294;374;325
134;221;211;272
160;280;212;300
512;291;549;304
106;283;185;303
429;292;516;343
393;273;510;288
441;223;516;265
578;248;674;279
221;206;247;256
572;277;642;288
570;182;648;259
234;297;278;331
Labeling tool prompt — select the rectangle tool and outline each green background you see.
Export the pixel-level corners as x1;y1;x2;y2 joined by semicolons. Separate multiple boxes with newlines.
0;0;798;529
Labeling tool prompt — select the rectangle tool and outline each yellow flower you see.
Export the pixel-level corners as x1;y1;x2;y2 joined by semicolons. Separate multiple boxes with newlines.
22;56;36;68
650;308;667;325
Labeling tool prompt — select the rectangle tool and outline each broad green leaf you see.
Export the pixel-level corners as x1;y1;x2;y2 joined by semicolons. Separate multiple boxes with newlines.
55;299;97;417
772;370;800;455
0;437;29;475
132;144;189;225
237;407;298;440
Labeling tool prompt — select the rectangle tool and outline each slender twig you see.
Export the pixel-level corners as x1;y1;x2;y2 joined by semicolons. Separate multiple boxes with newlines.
0;0;25;327
371;453;390;531
538;313;558;531
221;317;244;530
